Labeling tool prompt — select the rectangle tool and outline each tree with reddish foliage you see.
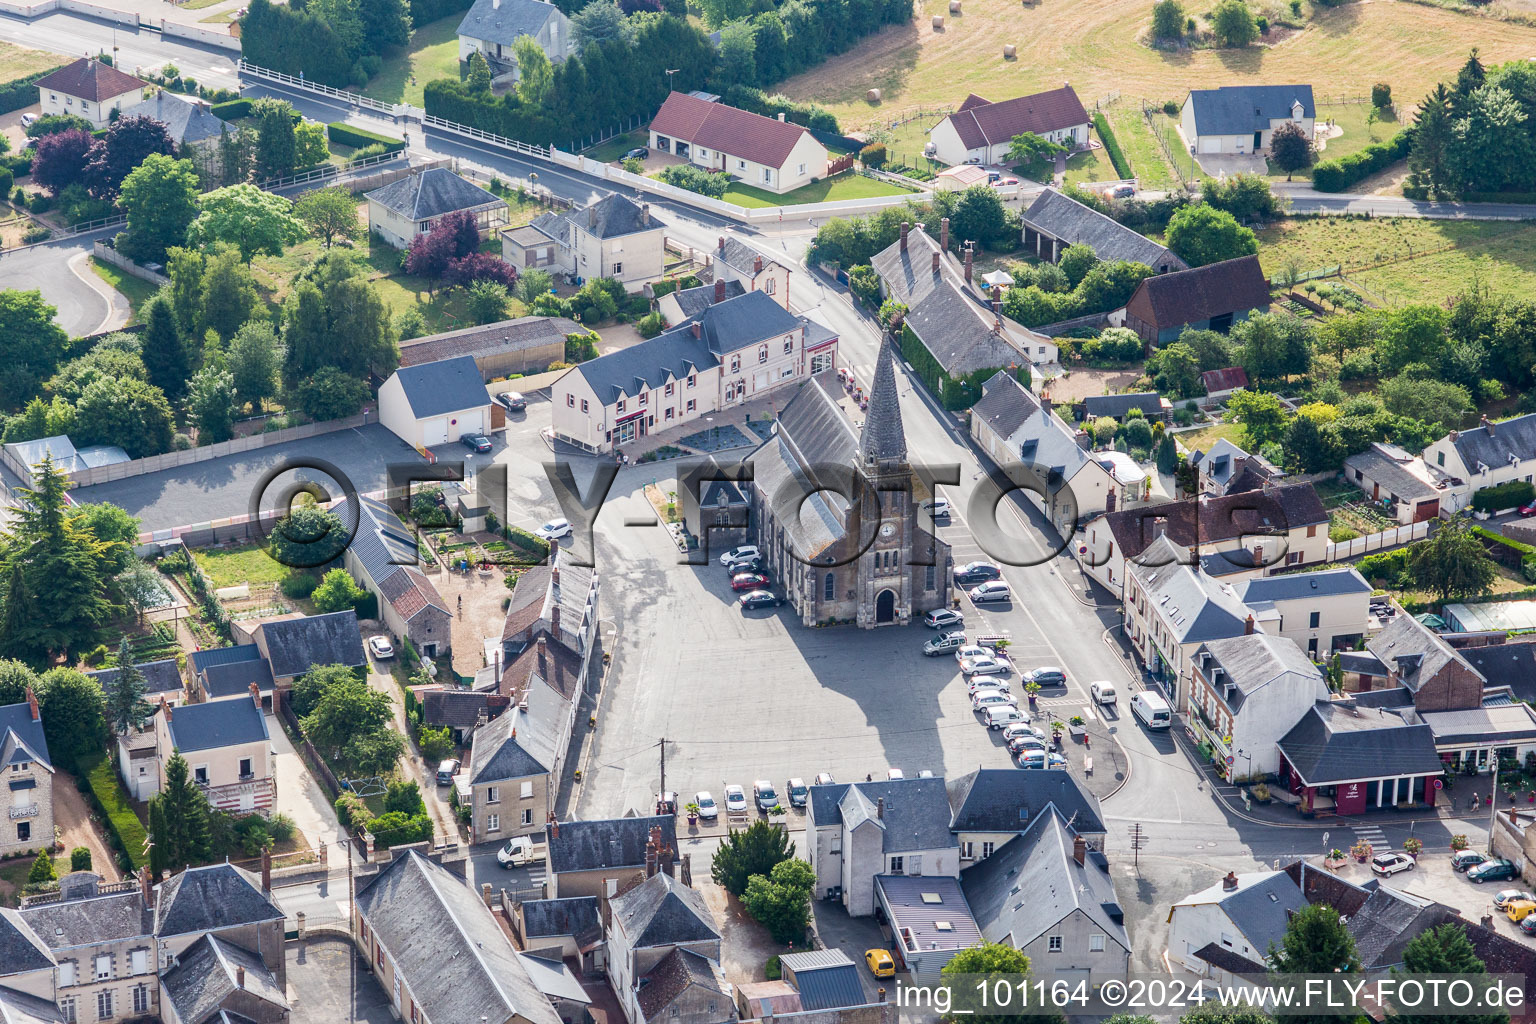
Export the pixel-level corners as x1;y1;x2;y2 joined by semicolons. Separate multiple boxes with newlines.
31;129;95;196
86;115;176;200
444;209;480;259
404;227;457;281
445;252;517;288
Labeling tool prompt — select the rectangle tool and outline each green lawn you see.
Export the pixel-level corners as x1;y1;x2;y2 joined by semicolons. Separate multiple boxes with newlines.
1014;136;1117;187
1267;102;1401;179
193;545;292;590
1173;421;1247;453
198;10;237;22
89;257;158;325
364;14;463;108
1103;103;1177;191
720;173;915;208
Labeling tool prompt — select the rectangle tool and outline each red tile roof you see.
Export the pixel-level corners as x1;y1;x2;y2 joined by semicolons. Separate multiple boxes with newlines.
650;92;819;170
34;57;146;103
1201;366;1249;394
944;85;1090;151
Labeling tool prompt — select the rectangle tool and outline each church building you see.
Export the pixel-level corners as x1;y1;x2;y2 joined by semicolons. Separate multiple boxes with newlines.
745;342;953;627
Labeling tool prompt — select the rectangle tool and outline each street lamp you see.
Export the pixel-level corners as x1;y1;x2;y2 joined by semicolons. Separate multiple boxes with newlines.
705;415;716;451
665;68;680;91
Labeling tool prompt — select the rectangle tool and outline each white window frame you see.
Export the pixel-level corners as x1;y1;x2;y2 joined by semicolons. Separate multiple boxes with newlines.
487;813;500;833
1047;936;1063;953
520;780;534;799
95;954;112;981
1089;934;1106;953
486;786;500;804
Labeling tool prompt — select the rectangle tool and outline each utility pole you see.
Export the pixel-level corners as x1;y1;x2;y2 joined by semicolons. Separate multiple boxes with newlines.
1127;822;1147;870
1487;756;1502;856
659;737;666;809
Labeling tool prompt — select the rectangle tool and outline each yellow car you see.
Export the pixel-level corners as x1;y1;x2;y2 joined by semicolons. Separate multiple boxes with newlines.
1506;899;1536;923
865;948;895;978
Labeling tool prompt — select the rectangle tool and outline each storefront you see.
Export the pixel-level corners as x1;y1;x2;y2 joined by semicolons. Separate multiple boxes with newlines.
1276;701;1446;817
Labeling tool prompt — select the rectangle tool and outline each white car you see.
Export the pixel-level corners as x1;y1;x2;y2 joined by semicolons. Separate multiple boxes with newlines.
1372;852;1416;876
535;518;571;540
969;581;1012;604
924;608;964;629
960;655;1011;677
955;644;988;663
694;791;719;820
719;545;760;566
367;635;395;659
967;676;1011;695
983;705;1025;729
1090;680;1118;705
1001;723;1045;743
814;772;835;786
723;784;748;814
924;498;953;519
887;768;905;780
496;835;541;867
972;691;1018;712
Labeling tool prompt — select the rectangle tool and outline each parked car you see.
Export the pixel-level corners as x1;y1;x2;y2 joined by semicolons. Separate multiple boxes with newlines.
887;768;905;780
739;590;782;609
20;113;37;128
983;705;1025;729
1523;913;1536;936
954;561;1002;585
924;498;953;520
435;759;460;785
1090;680;1117;705
496;836;541;868
1452;850;1488;872
623;146;649;160
1371;852;1415;876
1017;748;1068;769
972;691;1018;712
1520;502;1536;517
967;676;1011;695
917;769;934;778
1001;723;1045;744
731;572;771;591
1026;667;1067;687
1009;734;1048;754
535;518;572;540
497;391;526;412
753;780;778;812
1469;859;1518;883
460;431;493;453
955;644;988;663
694;791;719;820
725;556;767;575
961;655;1011;677
924;632;968;656
655;791;678;815
723;785;748;814
865;949;895;978
969;581;1012;604
1111;184;1136;199
814;772;835;786
1494;889;1536;910
367;635;395;659
786;778;809;807
924;608;963;628
719;545;760;566
1506;900;1536;923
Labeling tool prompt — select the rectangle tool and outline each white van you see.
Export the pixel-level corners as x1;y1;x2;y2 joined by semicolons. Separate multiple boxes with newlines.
1130;691;1172;729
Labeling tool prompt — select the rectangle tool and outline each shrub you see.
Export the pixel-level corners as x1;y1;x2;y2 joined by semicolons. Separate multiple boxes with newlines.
859;142;887;168
1162;99;1180;116
656;163;731;198
79;753;147;870
0;66;66;116
1356;547;1410;584
280;571;319;599
1371;82;1392;110
334;791;372;830
70;846;92;871
637;311;665;338
765;955;782;980
506;526;552;560
269;812;296;843
1093;113;1131;180
367;810;433;848
326;122;407;153
1312;129;1413;192
210;98;253;120
1472;479;1535;514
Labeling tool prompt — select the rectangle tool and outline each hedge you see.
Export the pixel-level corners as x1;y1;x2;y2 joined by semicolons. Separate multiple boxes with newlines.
1093;112;1132;180
408;0;472;26
0;66;65;116
722;84;840;134
506;526;552;560
1471;479;1535;514
79;753;148;871
210;98;254;120
1311;128;1413;193
326;122;407;153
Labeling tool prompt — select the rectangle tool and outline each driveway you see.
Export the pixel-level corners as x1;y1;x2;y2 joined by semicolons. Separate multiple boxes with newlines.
53;774;122;883
1193;151;1268;177
287;937;396;1024
0;237;126;338
269;717;348;855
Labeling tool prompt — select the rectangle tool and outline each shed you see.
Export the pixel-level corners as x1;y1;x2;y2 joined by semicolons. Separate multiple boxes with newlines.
378;355;495;448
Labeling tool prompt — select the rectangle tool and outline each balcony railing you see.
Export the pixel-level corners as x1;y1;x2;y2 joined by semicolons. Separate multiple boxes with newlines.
7;803;38;819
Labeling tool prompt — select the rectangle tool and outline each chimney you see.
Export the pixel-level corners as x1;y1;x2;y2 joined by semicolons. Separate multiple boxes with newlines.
1222;871;1239;891
236;966;245;990
1244;613;1255;635
552;565;560;585
991;300;1003;334
261;848;271;893
139;866;153;907
900;222;909;251
551;605;561;637
714;278;726;303
931;251;940;274
1040;394;1052;415
250;681;261;708
1450;430;1460;443
991;284;1002;303
160;696;171;722
963;244;973;285
1073;834;1086;866
753;255;763;274
645;827;660;878
537;635;547;652
777;112;786;122
876;797;885;819
640;203;650;226
551;819;560;838
681;853;692;885
587;205;597;229
661;840;676;877
940;217;949;252
717;236;725;254
691;321;701;339
25;686;38;722
1074;429;1091;451
1483;415;1494;435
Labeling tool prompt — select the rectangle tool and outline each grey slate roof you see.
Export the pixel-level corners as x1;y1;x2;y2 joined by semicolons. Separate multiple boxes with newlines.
874;874;983;953
154;863;283;937
669;280;744;319
811;777;957;855
0;986;68;1024
971;370;1036;440
746;374;856;562
518;951;592;1006
1185;85;1316;136
88;659;185;699
256;610;366;678
553;194;662;240
1196;634;1326;713
199;658;274;699
1366;614;1484;693
1462;641;1536;704
779;951;865;1011
164;696;268;753
161;934;287;1024
636;947;724;1021
1083;392;1163;420
944;768;1104;835
119;91;228;146
1022;187;1184;269
1344;443;1442;502
332;496;449;620
713;236;781;279
521;896;601;947
399;315;582;368
1277;701;1444;785
188;645;261;674
609;871;718;948
861;341;907;463
1192;942;1265;976
0;908;53;976
1236;567;1370;604
1217;872;1309;954
468;675;569;783
904;280;1026;376
355;851;561;1024
422;688;497;730
456;0;563;46
960;808;1127;951
365;168;502;221
1347;886;1449;970
545;815;678;874
20;890;149;948
390;355;492;419
871;225;950;307
1128;560;1251;644
1449;413;1536;475
1193;437;1250;490
0;702;50;771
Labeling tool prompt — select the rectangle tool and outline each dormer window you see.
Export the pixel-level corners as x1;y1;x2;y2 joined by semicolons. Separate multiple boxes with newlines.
616;399;626;413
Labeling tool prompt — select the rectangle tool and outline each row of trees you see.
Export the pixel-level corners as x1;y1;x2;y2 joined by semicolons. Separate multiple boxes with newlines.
1408;50;1536;199
240;0;410;89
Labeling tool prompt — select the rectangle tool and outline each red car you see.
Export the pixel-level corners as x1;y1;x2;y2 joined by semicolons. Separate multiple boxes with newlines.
731;572;771;591
1519;503;1536;517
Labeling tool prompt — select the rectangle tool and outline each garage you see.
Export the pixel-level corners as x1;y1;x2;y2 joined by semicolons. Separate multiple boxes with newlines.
377;355;495;450
1199;137;1223;154
422;417;450;445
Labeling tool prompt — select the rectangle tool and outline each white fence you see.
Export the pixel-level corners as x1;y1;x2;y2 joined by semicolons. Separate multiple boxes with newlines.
421;115;550;160
0;0;141;23
239;60;413;119
92;241;168;285
1324;520;1432;561
158;20;241;52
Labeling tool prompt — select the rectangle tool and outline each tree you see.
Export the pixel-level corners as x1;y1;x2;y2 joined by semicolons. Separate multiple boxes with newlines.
1006;131;1069;169
1380;374;1473;434
465;281;512;325
1233;311;1312;385
1392;923;1508;1024
152;751;213;870
289;662;358;718
1210;0;1257;46
312;567;365;612
418;724;455;764
847;264;881;306
1164;204;1259;267
1151;0;1184;38
445;252;518;289
294;120;330;171
289;367;369;422
573;0;634;47
0;659;39;707
85;115;176;200
465;50;493;92
116;559;165;627
37;668;108;768
107;637;152;734
1228;389;1289;446
281;253;398;384
1180;1007;1274;1024
1449;85;1535;196
1156;432;1179;474
1372;82;1393;110
187;366;238;444
740;858;814;944
940;943;1061;1024
252;98;298;179
695;0;750;28
710;819;793;895
0;288;70;408
216;123;257;186
357;0;410;50
198;245;262;343
140;292;190;401
268;503;351;569
1406;513;1496;606
1409;84;1455;198
384;778;425;816
73;377;174;458
1148;341;1202;397
1057;243;1101;288
514;35;554;106
717;19;758;88
117;155;200;264
1270;122;1313;179
187;185;306;262
1283;412;1344;472
294;186;362;248
1454;47;1486;107
148;799;168;877
70;847;91;872
30;128;94;196
26;851;54;884
517;268;555;304
1376;304;1449;374
228;321;281;413
301;671;403;776
1268;903;1360;1024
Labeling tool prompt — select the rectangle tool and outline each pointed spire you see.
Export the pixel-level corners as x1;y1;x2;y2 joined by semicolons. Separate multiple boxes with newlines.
861;341;907;464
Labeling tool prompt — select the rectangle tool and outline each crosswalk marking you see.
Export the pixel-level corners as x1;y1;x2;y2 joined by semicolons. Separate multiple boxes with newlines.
1354;825;1390;852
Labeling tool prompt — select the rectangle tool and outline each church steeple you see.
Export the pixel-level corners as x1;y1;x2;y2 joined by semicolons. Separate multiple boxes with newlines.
861;341;907;464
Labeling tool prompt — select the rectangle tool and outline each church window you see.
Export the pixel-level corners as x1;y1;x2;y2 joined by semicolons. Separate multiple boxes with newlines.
824;572;835;600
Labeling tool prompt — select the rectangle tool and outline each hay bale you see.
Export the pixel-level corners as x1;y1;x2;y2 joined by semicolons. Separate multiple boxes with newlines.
866;88;882;102
1003;43;1016;57
932;13;944;27
949;0;961;11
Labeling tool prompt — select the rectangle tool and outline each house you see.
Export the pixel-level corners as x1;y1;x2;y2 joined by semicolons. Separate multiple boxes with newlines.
399;315;582;377
544;816;678;899
1188;634;1331;779
606;867;725;1024
683;477;750;551
149;691;274;816
706;236;792;309
776;951;869;1012
743;344;952;629
353;848;563;1024
1122;256;1272;345
1020;188;1186;274
1181;85;1316;155
186;646;274;711
0;690;52;858
1189;438;1277;497
506;195;666;292
928;86;1091;167
872;223;1057;391
518;952;593;1024
659;279;745;325
960;808;1130;984
1276;699;1445;814
0;905;58;1017
159;933;290;1024
380;354;496;449
365;168;508;250
17;872;159;1024
421;689;509;746
88;658;185;707
648;91;828;194
874;875;983;973
1344;442;1450;524
516;897;603;972
552;290;834;452
332;496;453;657
1082;391;1169;423
1233;567;1371;658
1201;366;1249;406
633;948;733;1024
1165;869;1306;978
119;91;230;181
1365;614;1486;712
456;0;573;83
1421;413;1536;514
805;776;958;916
33;57;146;129
497;547;600;698
944;768;1105;863
242;609;367;687
92;659;188;801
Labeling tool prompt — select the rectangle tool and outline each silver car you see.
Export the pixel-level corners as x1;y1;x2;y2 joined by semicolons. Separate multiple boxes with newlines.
972;691;1018;711
961;655;1010;677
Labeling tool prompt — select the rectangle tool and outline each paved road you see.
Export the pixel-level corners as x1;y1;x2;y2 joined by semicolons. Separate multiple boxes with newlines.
1278;184;1536;221
0;11;240;89
0;232;127;338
